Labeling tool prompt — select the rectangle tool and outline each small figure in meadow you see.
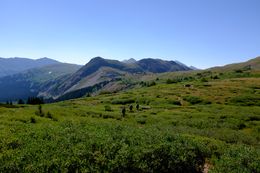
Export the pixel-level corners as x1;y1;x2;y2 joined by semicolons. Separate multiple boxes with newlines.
129;104;133;112
121;107;126;117
136;103;139;111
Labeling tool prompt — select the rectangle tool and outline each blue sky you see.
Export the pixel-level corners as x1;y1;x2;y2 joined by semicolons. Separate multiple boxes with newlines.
0;0;259;69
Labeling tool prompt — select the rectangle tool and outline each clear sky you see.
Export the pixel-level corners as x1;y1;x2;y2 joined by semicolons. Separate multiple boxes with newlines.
0;0;259;69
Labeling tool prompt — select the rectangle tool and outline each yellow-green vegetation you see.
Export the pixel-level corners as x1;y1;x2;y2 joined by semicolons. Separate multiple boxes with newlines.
0;69;260;172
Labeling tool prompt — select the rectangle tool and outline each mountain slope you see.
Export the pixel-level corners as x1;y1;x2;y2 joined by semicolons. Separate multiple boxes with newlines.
137;58;190;73
0;63;81;101
0;57;60;77
210;56;260;71
38;57;191;100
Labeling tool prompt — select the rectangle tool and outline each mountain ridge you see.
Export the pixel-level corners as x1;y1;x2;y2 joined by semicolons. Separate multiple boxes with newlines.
0;62;82;101
0;57;60;77
38;57;192;100
1;56;258;102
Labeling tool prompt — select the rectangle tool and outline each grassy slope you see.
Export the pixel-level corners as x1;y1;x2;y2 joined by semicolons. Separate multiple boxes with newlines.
0;68;260;172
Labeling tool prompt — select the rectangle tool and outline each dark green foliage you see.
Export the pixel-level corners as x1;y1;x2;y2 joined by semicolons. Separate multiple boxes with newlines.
0;103;18;108
246;115;260;121
27;97;44;105
18;99;25;104
0;123;211;172
234;69;243;73
197;71;212;78
166;78;178;84
166;76;194;84
168;100;182;106
30;117;36;123
238;123;246;130
200;78;208;82
46;112;53;119
104;105;112;111
211;75;219;79
5;100;13;105
99;90;112;95
183;96;204;105
211;146;260;173
111;98;135;105
166;78;181;84
147;81;156;87
136;116;146;124
230;95;260;106
140;81;156;87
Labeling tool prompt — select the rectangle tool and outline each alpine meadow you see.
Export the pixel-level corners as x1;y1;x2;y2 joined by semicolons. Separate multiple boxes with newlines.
0;57;260;172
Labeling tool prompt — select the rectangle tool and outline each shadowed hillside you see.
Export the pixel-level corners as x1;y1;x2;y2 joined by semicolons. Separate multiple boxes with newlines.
0;57;59;77
0;63;81;101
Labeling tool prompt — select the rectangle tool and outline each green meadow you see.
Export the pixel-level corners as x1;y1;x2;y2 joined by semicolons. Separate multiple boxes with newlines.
0;70;260;172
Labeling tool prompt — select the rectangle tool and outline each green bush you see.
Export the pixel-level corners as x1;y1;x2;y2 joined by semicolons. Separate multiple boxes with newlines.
30;117;36;123
111;99;135;105
104;105;112;111
183;96;204;105
201;78;208;82
229;95;260;106
211;146;260;173
168;100;182;106
136;117;146;124
0;124;211;172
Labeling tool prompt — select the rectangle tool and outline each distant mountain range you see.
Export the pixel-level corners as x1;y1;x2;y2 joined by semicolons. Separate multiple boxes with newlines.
0;57;191;101
0;58;81;101
0;57;60;77
1;56;258;102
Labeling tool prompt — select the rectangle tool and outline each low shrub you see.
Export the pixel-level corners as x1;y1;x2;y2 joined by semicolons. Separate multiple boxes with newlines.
229;95;260;106
183;96;204;105
168;100;182;106
136;116;147;124
30;117;36;123
112;99;135;105
201;78;208;82
211;146;260;173
104;105;112;111
246;115;260;121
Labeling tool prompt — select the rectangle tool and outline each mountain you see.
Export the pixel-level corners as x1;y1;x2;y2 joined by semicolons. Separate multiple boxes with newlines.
0;63;82;101
210;56;260;72
137;58;190;73
0;56;193;101
0;57;60;77
38;57;192;100
2;56;258;102
122;58;137;64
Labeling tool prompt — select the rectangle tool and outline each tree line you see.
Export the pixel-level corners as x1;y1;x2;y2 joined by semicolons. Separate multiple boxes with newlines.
6;97;44;105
